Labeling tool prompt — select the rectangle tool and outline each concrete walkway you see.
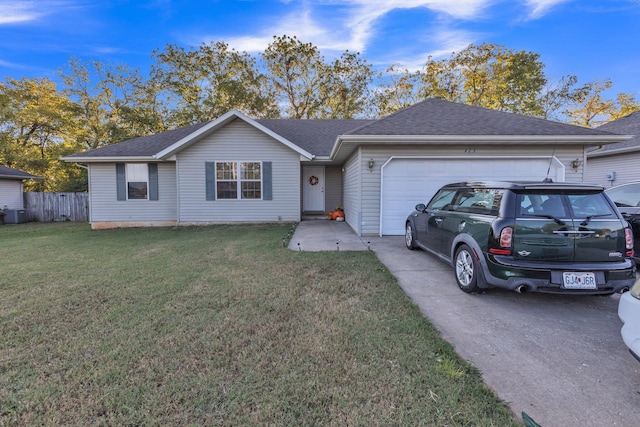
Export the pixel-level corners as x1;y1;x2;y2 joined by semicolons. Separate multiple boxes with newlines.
288;219;383;252
290;220;640;427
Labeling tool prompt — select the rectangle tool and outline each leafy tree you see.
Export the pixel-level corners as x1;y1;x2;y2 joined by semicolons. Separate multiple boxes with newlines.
609;92;640;121
0;77;80;190
537;75;587;121
151;42;279;126
262;35;373;119
371;65;423;117
262;35;328;119
418;43;547;116
319;50;374;118
60;59;166;151
565;79;640;127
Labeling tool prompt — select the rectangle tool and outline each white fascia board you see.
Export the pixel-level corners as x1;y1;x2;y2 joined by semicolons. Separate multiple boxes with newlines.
337;134;630;144
0;175;43;180
330;134;631;160
587;143;640;158
155;110;315;160
60;156;158;163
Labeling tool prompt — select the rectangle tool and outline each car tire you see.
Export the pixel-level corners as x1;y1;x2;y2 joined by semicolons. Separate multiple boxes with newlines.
405;222;417;250
454;244;481;293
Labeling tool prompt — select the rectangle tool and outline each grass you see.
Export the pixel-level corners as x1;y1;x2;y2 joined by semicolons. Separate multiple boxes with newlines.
0;223;519;426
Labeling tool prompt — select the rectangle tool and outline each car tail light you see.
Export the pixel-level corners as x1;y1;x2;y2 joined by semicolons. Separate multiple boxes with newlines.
625;228;634;257
490;227;513;255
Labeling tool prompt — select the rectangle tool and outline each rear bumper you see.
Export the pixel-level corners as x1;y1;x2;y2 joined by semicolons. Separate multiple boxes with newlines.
482;256;636;294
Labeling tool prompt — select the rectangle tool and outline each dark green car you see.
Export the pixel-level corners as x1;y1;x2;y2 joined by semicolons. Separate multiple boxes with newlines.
405;181;636;295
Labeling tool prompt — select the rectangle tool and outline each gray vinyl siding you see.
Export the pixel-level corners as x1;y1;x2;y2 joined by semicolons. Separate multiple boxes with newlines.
324;166;342;212
345;144;585;236
176;119;300;223
342;151;361;235
0;179;24;209
88;162;177;222
585;152;640;187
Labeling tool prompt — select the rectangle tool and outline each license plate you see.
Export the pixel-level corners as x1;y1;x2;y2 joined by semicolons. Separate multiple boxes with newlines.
562;272;597;289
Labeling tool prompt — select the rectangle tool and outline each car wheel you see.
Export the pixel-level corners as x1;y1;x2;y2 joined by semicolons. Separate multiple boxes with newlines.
405;222;417;250
454;244;481;293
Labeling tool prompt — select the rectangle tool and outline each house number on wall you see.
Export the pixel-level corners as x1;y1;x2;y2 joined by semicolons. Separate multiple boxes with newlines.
464;148;476;153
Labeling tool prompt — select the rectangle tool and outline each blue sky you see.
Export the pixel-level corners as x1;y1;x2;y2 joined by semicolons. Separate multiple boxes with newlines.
1;0;639;97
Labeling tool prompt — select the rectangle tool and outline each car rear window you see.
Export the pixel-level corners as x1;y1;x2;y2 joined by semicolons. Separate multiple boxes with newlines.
517;191;617;219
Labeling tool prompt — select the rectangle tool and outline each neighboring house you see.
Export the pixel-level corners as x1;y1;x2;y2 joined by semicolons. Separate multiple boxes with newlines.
585;111;640;187
0;166;42;209
62;99;628;235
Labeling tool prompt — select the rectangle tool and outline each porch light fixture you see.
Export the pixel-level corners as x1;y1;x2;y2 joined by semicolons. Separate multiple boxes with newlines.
368;159;374;171
571;158;582;171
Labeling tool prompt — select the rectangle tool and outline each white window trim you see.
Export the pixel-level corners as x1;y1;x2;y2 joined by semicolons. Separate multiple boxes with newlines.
215;161;263;200
126;163;149;200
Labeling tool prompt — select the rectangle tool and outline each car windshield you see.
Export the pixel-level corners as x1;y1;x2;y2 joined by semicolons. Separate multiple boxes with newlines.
517;191;616;220
606;183;640;208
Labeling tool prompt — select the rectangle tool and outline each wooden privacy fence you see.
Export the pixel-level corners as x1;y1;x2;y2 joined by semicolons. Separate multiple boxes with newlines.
24;192;89;222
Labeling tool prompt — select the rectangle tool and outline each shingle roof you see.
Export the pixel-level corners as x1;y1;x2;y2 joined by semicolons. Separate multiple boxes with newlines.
64;122;211;158
256;119;373;157
589;111;640;153
63;99;623;161
0;165;42;180
64;118;370;159
348;98;616;136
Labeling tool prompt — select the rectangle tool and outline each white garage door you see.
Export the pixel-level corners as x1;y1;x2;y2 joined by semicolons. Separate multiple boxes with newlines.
380;157;564;235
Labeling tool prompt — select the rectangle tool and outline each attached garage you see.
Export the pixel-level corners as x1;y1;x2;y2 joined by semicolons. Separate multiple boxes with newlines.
380;156;565;235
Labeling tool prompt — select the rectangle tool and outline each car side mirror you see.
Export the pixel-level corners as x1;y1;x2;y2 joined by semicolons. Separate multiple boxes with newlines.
415;203;426;212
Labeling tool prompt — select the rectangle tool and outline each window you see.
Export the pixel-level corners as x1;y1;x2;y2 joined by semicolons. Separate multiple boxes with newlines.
453;188;503;215
126;163;148;199
427;190;456;210
216;162;262;200
606;183;640;208
116;163;158;201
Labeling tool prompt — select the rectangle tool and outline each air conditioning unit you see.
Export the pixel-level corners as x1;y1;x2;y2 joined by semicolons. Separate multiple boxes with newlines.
4;209;27;224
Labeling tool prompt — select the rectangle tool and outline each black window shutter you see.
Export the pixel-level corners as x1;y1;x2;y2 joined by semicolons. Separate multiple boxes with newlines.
263;161;272;200
205;162;216;200
116;163;126;201
148;163;159;201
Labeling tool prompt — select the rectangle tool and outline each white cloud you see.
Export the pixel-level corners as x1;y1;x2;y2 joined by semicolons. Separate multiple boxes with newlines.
202;0;493;57
0;0;90;25
0;2;43;24
524;0;570;19
198;0;569;69
380;28;479;71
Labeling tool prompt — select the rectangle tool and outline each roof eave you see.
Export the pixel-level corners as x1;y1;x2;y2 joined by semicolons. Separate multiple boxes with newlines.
60;156;158;163
338;134;630;143
330;134;631;160
0;174;43;180
0;176;41;181
587;143;640;158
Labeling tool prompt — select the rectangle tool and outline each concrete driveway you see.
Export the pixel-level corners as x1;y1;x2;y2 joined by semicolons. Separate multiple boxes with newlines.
291;220;640;426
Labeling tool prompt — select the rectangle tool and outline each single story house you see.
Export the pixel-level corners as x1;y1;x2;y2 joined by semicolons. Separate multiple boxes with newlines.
585;111;640;187
0;165;42;210
62;99;629;235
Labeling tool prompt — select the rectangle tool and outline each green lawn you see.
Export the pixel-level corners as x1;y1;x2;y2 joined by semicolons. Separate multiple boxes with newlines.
0;223;518;426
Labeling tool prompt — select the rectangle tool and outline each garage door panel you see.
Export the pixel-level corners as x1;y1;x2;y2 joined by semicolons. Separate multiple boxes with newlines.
381;158;562;235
